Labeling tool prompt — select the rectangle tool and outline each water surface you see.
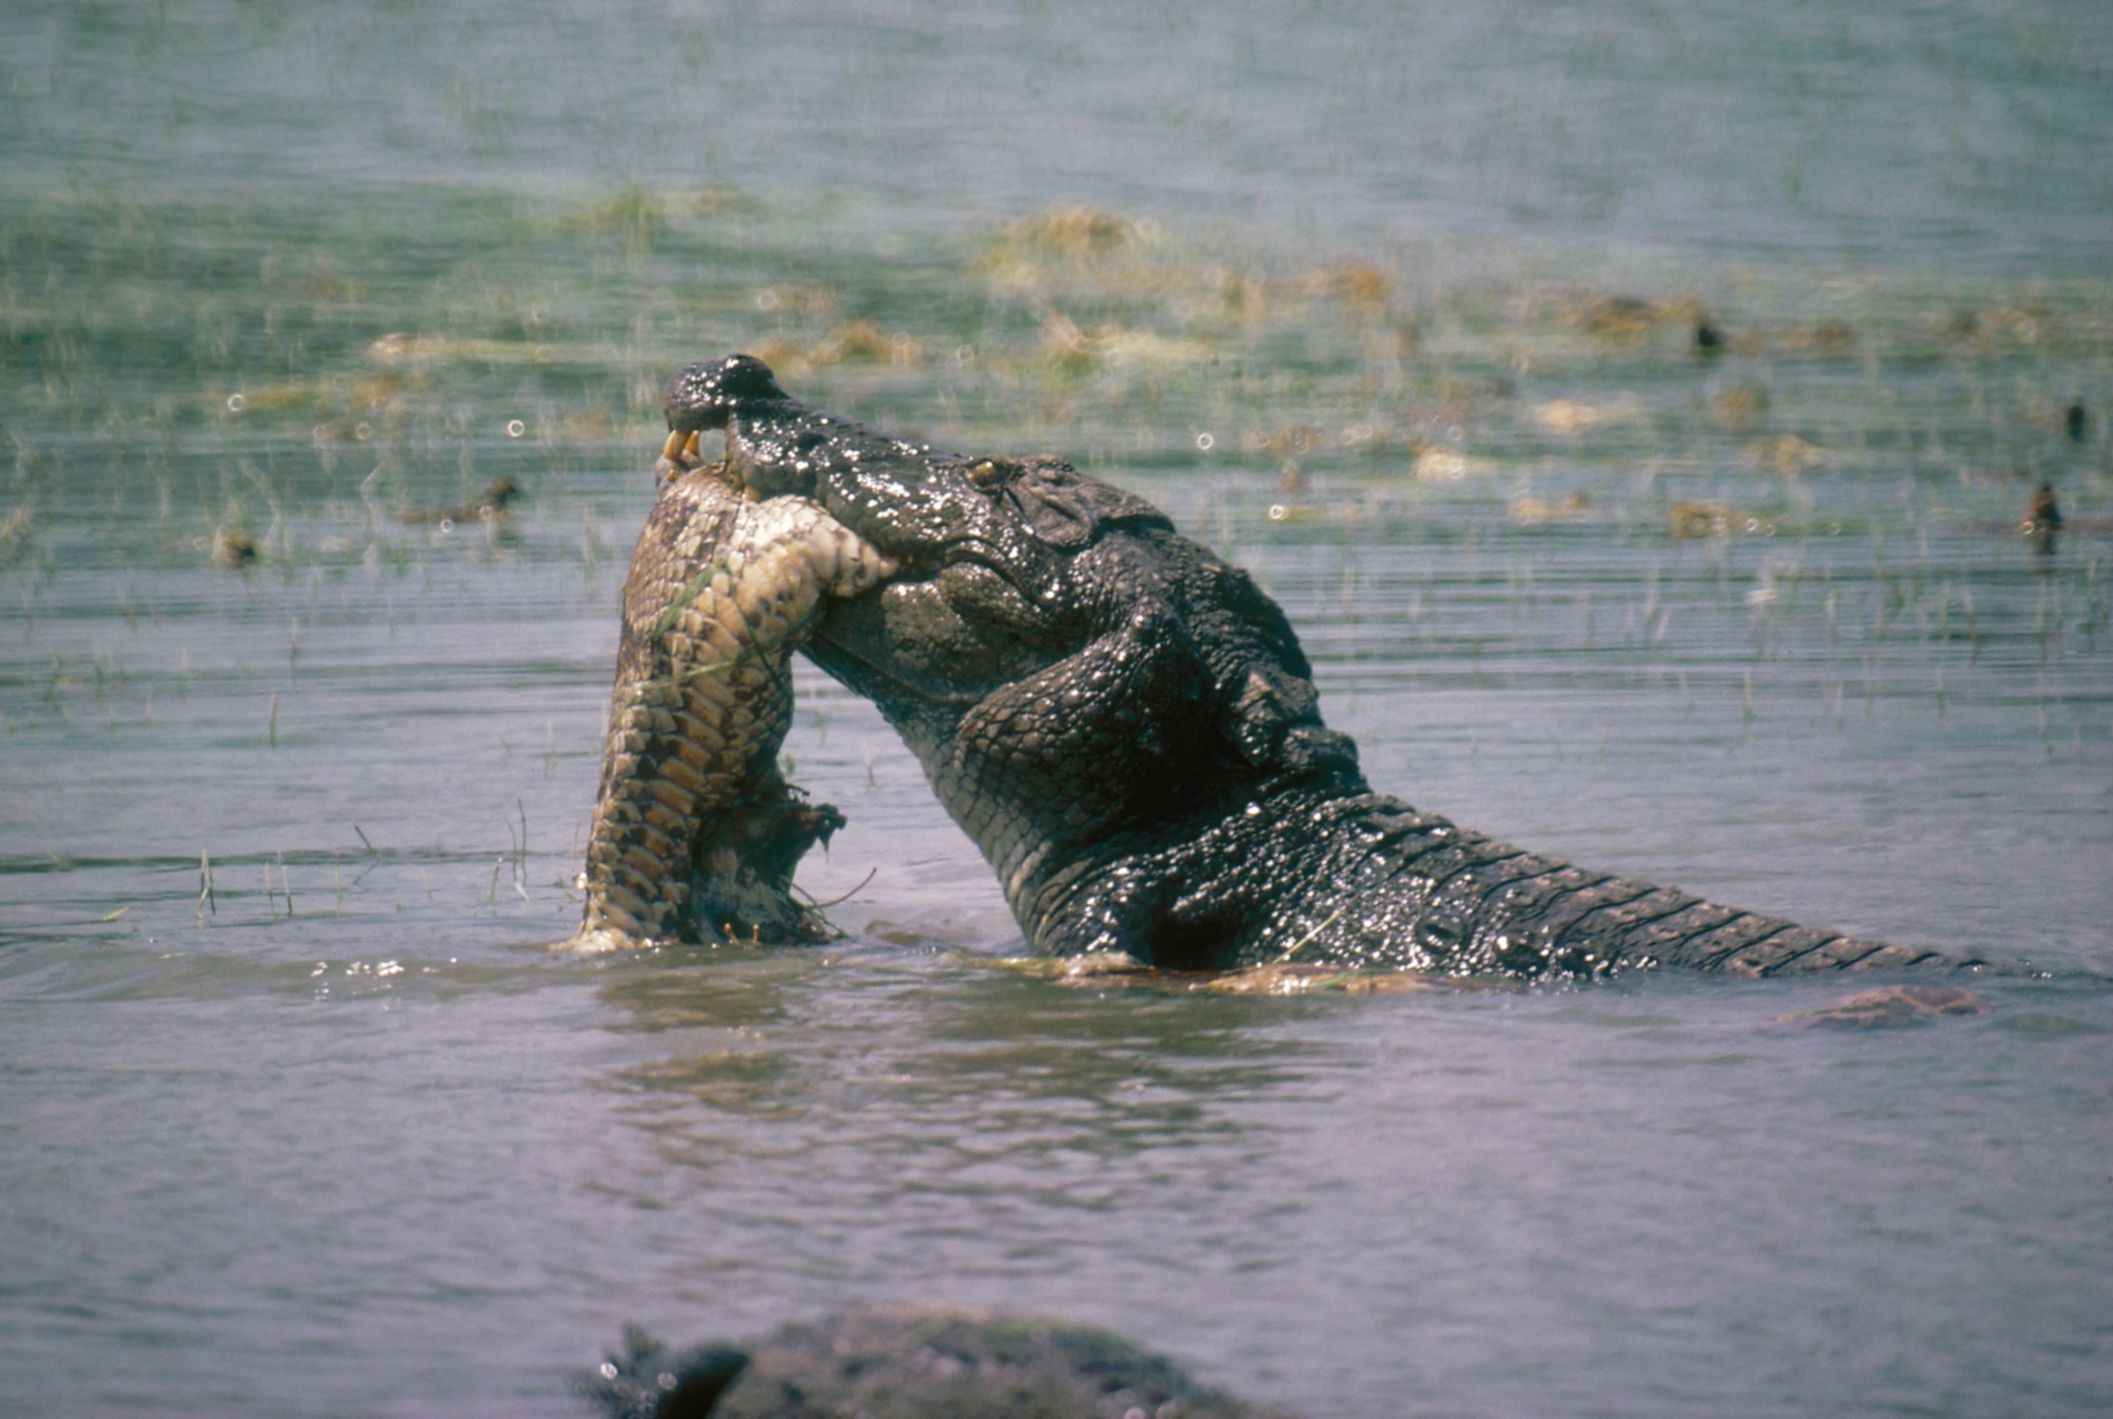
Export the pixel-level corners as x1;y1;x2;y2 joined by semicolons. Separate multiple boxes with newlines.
3;3;2110;1415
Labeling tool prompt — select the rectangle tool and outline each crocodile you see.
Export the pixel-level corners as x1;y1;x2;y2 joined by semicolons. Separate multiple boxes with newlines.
650;354;2009;979
569;457;894;951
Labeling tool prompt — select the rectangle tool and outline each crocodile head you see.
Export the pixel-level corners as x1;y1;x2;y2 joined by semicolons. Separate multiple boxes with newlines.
661;353;1176;558
661;352;791;431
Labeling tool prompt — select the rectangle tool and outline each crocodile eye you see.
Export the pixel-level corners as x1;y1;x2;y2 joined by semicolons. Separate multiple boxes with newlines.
967;460;1003;489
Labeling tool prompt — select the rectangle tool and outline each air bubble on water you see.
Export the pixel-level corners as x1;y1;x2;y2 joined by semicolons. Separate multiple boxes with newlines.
226;393;246;413
1196;432;1215;451
1268;504;1288;521
506;419;526;438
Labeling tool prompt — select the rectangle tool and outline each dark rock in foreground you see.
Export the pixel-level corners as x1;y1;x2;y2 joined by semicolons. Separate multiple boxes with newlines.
578;1306;1294;1419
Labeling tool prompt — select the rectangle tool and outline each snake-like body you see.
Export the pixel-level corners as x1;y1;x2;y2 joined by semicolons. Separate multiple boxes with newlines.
569;461;895;951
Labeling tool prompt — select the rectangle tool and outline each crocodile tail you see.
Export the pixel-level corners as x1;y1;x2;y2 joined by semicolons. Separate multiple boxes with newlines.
1345;798;2011;978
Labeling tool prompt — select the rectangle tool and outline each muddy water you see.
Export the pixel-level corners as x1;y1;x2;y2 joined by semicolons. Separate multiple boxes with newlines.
3;3;2110;1415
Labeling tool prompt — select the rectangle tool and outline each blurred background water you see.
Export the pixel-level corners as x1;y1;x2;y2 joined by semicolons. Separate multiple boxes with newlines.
2;2;2110;1415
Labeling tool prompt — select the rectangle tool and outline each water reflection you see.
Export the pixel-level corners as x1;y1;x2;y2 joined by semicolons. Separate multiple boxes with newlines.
582;946;1432;1346
597;949;1338;1177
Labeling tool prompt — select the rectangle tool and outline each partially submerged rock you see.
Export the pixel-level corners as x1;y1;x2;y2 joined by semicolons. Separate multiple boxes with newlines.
1778;984;1988;1029
577;1307;1295;1419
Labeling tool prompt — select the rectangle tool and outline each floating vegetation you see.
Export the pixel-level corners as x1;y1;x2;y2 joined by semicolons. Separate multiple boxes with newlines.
555;184;666;250
220;369;421;427
1532;396;1645;435
550;184;753;253
1938;301;2065;352
1555;291;1711;340
1034;312;1213;375
984;203;1154;268
1295;260;1396;316
557;410;621;442
1779;318;1858;355
975;204;1409;346
1246;425;1329;458
1710;384;1772;433
1744;433;1828;475
0;499;31;562
1582;295;1655;335
734;322;925;380
1667;500;1778;540
365;333;561;368
1196;265;1271;323
806;319;922;367
1509;491;1595;523
1410;446;1499;481
752;284;841;318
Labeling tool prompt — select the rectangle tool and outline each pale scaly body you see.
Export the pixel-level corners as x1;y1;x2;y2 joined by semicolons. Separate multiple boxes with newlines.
568;462;896;952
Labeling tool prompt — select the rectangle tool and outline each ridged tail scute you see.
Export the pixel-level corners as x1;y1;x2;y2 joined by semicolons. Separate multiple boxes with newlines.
1342;796;1996;979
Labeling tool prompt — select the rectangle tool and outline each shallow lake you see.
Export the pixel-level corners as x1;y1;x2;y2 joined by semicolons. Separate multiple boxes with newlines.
3;3;2110;1415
